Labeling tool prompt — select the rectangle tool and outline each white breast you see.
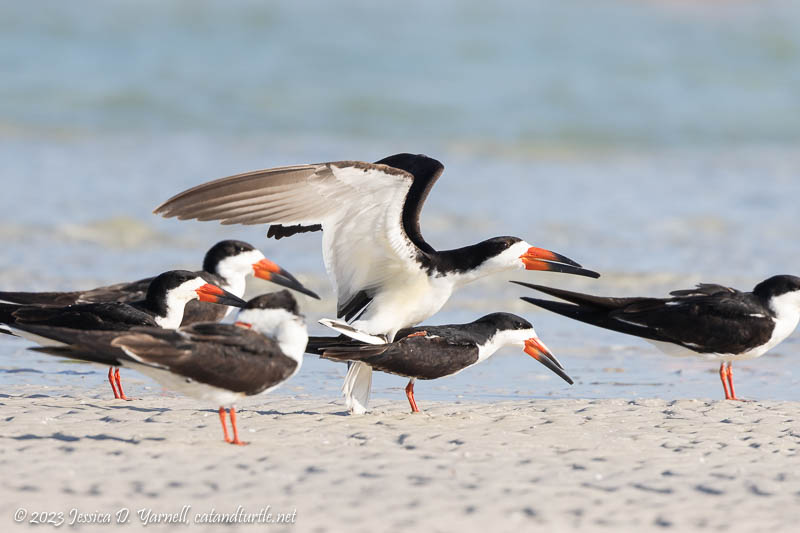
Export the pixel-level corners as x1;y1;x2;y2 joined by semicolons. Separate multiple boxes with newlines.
351;271;455;340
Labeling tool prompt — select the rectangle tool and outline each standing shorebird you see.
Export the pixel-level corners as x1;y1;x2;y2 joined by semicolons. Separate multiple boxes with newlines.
515;275;800;400
155;153;598;413
25;292;307;445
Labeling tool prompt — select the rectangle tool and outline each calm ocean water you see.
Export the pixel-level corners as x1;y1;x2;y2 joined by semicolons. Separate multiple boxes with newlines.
1;0;799;402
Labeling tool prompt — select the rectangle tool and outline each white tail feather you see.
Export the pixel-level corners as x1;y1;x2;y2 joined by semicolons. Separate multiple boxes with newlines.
318;318;387;345
319;318;387;415
342;361;372;415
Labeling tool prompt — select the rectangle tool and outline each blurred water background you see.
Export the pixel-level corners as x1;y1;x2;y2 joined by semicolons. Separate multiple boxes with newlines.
2;0;799;403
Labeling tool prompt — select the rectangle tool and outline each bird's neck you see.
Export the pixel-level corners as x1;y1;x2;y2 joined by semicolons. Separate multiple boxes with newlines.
212;277;242;321
211;268;246;302
276;319;308;365
768;293;800;339
240;308;308;364
475;334;510;363
431;245;514;285
150;294;190;329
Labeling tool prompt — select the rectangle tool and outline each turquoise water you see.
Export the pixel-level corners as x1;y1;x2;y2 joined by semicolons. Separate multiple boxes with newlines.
1;1;799;403
4;1;800;145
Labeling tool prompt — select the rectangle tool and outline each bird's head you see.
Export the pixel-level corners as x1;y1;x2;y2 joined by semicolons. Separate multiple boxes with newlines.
234;291;308;361
474;237;599;279
146;270;248;329
205;240;319;300
473;312;573;385
147;270;247;308
755;275;800;316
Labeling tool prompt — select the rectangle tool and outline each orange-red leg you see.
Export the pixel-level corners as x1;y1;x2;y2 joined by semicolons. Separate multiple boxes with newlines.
726;363;743;401
406;330;428;338
228;407;247;445
114;368;130;400
405;380;420;413
108;367;121;399
719;363;731;400
218;407;232;443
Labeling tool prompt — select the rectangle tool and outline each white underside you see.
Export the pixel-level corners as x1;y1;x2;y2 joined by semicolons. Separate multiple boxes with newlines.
349;273;456;339
125;362;246;405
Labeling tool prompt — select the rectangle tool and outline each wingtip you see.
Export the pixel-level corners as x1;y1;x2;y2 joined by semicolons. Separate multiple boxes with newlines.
153;192;192;218
152;198;173;217
152;205;176;218
519;296;575;314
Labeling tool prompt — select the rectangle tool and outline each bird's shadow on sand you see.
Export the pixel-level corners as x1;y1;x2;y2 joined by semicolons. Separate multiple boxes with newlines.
84;403;171;413
8;432;165;444
0;368;44;374
216;408;352;417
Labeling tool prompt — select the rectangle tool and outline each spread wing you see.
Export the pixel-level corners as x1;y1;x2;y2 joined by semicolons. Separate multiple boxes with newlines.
155;159;435;319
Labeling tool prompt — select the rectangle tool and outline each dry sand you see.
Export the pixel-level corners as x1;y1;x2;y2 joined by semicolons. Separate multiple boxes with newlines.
2;384;799;532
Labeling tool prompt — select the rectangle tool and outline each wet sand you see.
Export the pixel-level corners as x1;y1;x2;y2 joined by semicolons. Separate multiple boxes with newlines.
2;384;799;532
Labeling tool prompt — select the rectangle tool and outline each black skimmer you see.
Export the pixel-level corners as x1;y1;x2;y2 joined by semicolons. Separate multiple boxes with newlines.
514;275;800;400
26;291;307;445
0;239;319;325
2;270;247;400
154;153;598;412
307;312;573;413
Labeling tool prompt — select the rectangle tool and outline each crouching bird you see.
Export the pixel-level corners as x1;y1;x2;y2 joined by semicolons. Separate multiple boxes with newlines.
307;312;573;413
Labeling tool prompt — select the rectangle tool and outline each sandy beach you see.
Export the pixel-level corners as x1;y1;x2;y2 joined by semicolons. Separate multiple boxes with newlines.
2;383;799;532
